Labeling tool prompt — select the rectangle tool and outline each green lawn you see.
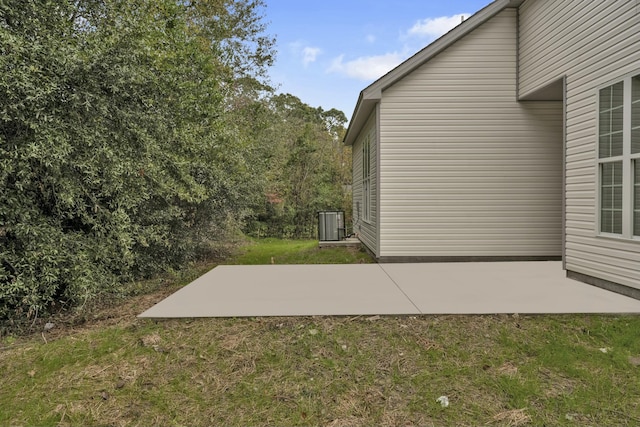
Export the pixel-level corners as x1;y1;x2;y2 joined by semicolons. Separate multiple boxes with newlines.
2;239;640;426
229;238;373;265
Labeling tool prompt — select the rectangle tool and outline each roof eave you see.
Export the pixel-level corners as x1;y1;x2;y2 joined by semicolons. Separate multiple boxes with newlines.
343;0;524;146
343;90;380;146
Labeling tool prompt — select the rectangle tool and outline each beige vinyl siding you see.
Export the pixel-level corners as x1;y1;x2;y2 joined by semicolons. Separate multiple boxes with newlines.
378;8;563;257
519;1;640;98
352;111;378;255
519;0;640;290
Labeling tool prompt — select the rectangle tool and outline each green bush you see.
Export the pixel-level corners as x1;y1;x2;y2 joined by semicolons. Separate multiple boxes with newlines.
0;0;274;321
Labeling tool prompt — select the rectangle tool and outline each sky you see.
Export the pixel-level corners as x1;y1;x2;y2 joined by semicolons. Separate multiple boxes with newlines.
264;0;492;119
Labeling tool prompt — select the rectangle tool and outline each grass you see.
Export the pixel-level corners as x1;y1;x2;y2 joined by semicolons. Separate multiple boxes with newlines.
2;238;640;426
229;238;373;265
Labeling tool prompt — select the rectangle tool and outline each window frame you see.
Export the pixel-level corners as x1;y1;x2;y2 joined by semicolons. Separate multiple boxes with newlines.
632;75;640;236
362;134;371;223
634;159;640;235
596;71;640;240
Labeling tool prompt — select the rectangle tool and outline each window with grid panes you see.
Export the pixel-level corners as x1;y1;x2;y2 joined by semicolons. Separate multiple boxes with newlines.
599;82;623;234
633;75;640;235
362;134;371;222
598;73;640;238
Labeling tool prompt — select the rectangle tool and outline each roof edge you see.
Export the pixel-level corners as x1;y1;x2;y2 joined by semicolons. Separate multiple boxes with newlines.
343;0;524;146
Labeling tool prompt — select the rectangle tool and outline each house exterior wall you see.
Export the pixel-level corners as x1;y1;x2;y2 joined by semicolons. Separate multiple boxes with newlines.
352;110;378;255
378;8;563;258
519;0;640;290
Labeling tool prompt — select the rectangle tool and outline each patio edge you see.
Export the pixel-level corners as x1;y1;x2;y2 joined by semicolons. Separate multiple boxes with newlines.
567;270;640;301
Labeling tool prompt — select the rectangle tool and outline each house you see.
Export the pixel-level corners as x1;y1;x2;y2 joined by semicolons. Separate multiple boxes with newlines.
344;0;640;297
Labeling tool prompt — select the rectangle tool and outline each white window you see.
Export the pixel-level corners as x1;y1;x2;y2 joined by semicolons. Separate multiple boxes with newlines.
598;73;640;238
362;134;371;222
633;75;640;235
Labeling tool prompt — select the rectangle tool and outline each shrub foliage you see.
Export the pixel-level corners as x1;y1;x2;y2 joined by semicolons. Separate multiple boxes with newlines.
0;0;277;320
0;0;350;322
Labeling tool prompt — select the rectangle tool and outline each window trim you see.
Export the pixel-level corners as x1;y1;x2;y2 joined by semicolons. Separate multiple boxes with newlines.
362;133;371;223
634;158;640;236
596;70;640;240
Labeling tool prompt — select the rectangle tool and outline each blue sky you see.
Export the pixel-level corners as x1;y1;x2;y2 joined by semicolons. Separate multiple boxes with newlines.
265;0;491;119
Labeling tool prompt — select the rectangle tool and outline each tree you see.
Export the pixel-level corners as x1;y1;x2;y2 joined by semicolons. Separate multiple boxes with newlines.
245;94;350;238
0;0;275;321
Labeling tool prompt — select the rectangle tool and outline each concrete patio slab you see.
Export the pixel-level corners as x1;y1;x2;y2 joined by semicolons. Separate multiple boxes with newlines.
138;262;640;318
139;264;420;318
379;262;640;314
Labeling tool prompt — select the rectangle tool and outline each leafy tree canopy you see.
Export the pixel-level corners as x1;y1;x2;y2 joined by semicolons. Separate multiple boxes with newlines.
0;0;348;323
0;0;276;321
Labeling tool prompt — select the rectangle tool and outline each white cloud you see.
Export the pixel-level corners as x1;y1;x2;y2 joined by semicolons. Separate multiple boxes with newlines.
302;46;322;66
321;13;471;82
288;41;322;67
408;13;471;39
288;41;303;51
328;52;404;81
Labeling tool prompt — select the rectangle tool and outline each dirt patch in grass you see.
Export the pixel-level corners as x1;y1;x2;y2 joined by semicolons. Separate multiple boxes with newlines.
490;408;531;426
40;282;181;341
496;361;519;378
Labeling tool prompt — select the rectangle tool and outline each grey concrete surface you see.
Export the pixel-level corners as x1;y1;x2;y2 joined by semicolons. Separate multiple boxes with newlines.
380;262;640;314
139;264;420;317
138;262;640;318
